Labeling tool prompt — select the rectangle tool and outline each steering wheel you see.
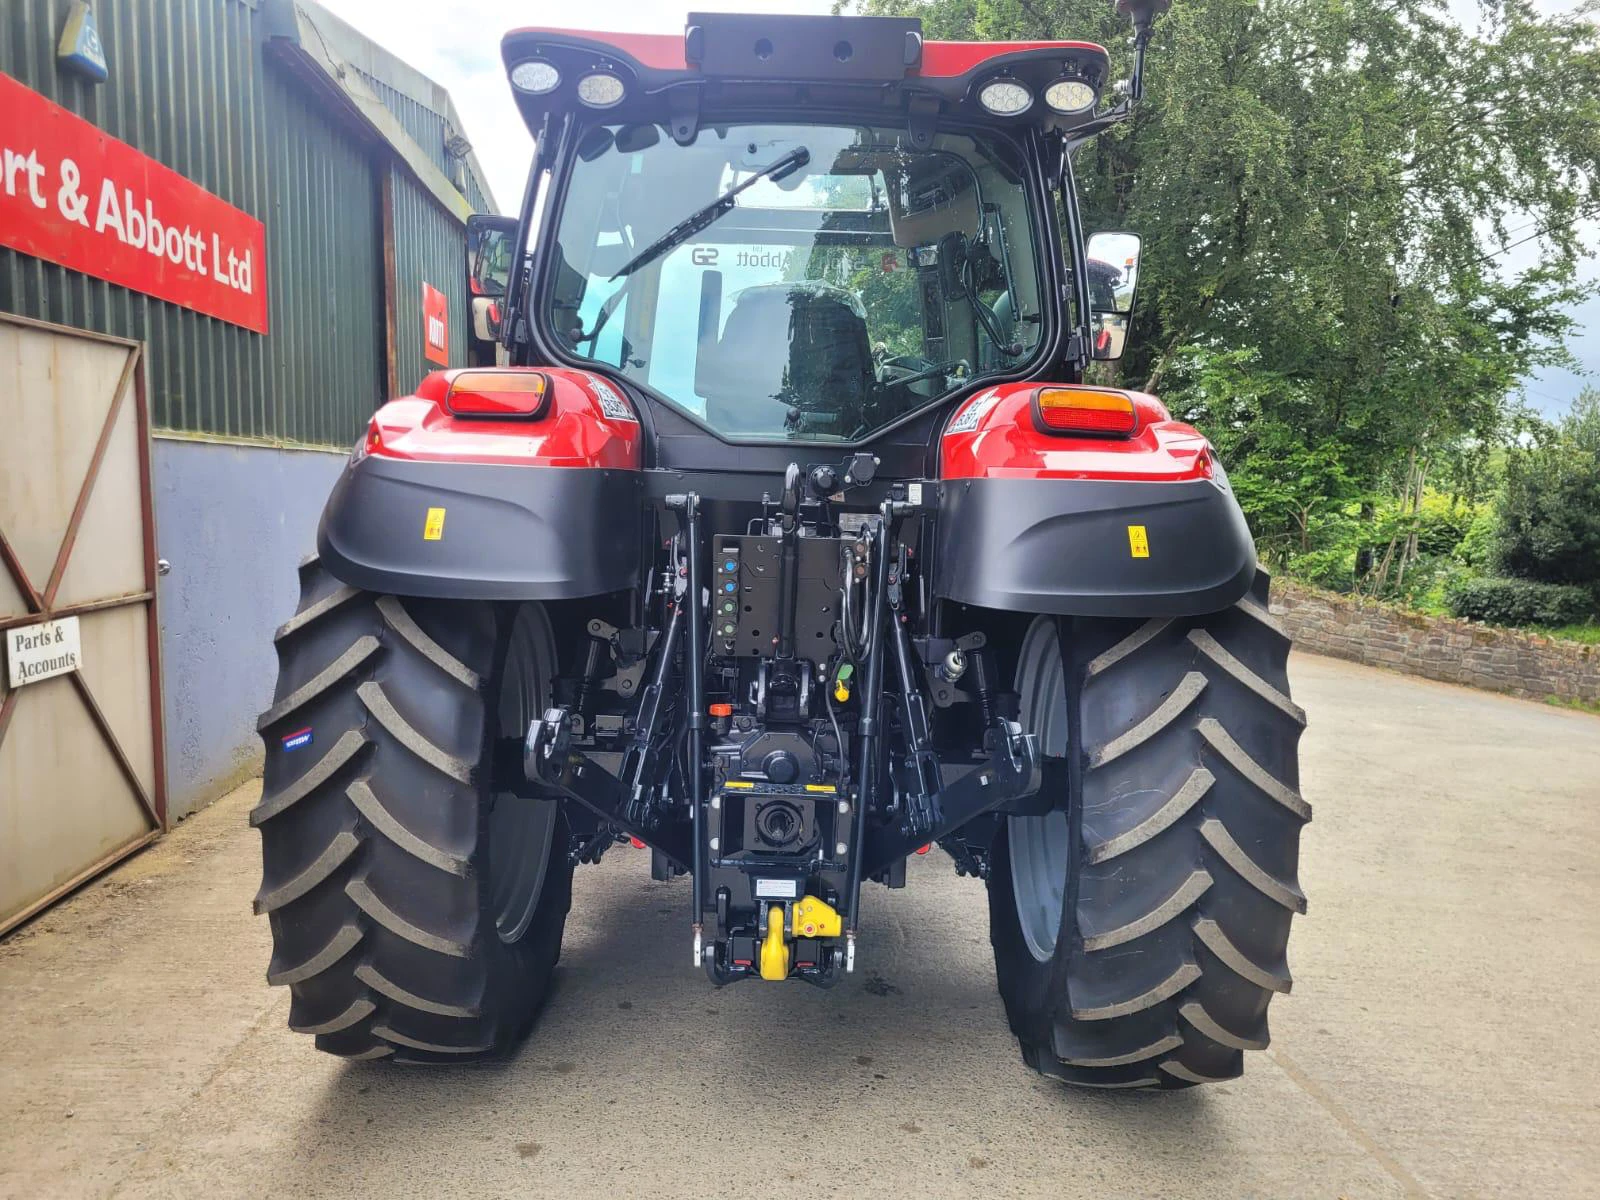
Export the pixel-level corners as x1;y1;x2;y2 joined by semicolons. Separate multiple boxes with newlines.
877;356;971;390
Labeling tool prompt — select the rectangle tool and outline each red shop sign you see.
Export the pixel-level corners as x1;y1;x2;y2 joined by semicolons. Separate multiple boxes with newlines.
0;72;268;333
422;281;449;366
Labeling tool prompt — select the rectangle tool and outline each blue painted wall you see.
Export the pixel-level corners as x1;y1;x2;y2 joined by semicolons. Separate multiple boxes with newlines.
153;438;345;820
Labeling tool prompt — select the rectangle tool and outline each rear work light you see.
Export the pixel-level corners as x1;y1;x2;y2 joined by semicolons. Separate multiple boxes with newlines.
576;72;626;108
445;371;551;418
1033;387;1139;436
510;59;560;95
977;78;1033;115
1044;77;1097;114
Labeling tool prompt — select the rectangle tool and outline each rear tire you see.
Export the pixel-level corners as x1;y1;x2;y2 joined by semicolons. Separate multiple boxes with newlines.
988;571;1309;1088
252;557;573;1062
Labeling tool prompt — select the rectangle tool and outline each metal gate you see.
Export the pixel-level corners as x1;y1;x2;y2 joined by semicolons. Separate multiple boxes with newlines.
0;314;167;935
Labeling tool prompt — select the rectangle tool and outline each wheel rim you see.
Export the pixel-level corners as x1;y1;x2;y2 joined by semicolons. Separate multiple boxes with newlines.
489;607;558;944
1009;618;1071;963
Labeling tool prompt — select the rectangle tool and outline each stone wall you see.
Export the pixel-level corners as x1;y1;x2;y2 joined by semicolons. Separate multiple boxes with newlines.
1270;579;1600;704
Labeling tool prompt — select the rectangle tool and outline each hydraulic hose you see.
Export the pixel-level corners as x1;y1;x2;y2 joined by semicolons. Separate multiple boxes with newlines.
844;506;894;942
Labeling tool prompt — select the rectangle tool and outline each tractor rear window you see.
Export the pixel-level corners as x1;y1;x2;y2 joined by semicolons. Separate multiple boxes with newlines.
541;122;1047;441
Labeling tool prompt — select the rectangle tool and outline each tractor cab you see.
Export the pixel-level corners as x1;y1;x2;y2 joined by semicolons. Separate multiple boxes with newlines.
467;12;1151;449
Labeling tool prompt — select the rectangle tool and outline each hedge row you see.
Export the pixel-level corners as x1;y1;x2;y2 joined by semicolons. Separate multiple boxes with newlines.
1444;577;1596;627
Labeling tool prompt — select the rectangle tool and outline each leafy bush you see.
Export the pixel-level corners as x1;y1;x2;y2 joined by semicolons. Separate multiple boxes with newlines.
1412;493;1482;558
1282;545;1356;591
1492;391;1600;586
1444;577;1596;626
1391;555;1474;615
1454;506;1499;569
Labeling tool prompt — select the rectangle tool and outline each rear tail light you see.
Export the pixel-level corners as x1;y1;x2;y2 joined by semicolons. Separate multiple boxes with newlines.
1033;387;1138;437
445;370;550;418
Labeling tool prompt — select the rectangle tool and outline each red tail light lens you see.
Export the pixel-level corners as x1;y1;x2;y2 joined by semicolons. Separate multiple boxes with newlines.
445;370;550;418
1033;387;1138;437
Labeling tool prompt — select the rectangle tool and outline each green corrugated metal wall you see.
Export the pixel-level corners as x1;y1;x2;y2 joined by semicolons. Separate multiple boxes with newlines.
0;0;471;447
260;61;385;441
356;69;492;214
390;168;469;396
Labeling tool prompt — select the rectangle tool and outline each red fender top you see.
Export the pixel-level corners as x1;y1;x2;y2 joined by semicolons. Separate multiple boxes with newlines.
940;384;1217;483
364;368;642;469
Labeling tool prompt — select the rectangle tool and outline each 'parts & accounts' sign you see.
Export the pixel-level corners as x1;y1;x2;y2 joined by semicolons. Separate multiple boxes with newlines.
0;71;268;333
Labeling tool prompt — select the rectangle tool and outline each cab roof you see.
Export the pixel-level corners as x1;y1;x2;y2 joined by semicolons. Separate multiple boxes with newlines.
501;14;1112;139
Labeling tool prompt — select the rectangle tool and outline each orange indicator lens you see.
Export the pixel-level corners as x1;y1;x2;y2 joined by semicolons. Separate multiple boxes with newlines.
446;370;550;418
1034;387;1138;436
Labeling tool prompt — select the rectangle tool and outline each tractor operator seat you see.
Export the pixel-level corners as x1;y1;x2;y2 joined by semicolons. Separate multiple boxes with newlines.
696;282;875;436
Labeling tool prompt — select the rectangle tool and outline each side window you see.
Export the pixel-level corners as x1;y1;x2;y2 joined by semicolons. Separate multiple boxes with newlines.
570;231;628;368
575;279;626;367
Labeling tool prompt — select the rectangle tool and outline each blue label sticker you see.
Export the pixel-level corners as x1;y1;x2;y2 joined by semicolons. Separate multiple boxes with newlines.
281;727;313;752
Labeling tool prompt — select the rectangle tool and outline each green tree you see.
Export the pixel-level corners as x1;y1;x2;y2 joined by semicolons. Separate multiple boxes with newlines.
1493;388;1600;587
852;0;1600;576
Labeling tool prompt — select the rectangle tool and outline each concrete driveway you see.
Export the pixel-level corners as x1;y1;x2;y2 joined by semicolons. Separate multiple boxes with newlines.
2;652;1597;1199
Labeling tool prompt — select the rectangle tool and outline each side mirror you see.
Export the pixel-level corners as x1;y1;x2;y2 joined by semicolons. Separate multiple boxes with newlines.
467;214;517;297
1085;231;1142;360
466;214;517;366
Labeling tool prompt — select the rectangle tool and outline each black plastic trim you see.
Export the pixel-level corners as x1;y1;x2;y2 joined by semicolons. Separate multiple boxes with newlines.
317;454;644;600
933;476;1256;617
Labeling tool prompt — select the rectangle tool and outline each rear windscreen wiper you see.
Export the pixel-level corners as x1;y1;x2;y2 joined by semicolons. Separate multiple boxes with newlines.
609;147;811;281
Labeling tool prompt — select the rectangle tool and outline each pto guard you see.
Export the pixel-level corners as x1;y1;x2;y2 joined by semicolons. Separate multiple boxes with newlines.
933;384;1256;617
316;368;645;600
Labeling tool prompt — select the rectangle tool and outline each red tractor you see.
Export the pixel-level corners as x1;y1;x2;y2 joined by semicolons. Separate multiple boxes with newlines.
254;4;1308;1088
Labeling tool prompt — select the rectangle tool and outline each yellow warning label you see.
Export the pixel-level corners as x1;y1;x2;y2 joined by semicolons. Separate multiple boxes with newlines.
804;784;837;794
1128;525;1150;558
423;507;446;541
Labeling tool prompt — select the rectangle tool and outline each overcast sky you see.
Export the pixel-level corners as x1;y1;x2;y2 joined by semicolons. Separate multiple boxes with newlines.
315;0;1595;416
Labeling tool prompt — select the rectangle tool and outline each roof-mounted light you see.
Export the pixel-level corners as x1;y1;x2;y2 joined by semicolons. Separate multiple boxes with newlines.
977;78;1032;116
510;59;560;95
576;72;626;108
1044;77;1097;114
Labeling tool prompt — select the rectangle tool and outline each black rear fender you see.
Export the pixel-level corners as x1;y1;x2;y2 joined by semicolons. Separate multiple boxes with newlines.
317;454;645;600
932;476;1256;619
